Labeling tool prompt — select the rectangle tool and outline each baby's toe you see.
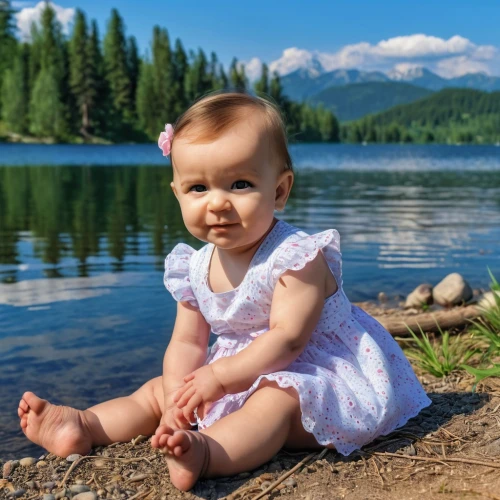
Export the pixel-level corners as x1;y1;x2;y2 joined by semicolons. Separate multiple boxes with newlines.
20;414;28;430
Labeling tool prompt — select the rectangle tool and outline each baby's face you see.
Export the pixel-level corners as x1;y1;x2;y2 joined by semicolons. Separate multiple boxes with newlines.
170;113;292;250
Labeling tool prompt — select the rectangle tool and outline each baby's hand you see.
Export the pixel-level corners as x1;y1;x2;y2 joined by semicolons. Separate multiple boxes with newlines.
173;365;226;421
161;405;193;430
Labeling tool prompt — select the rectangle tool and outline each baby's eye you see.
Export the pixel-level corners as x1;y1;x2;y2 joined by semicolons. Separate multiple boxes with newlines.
189;185;207;193
232;180;252;190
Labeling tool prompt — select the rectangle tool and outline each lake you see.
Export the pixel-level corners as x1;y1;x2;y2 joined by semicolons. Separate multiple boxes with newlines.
1;143;499;459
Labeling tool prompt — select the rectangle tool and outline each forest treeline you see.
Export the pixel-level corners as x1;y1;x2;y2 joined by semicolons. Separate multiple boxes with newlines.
341;88;500;144
0;1;339;144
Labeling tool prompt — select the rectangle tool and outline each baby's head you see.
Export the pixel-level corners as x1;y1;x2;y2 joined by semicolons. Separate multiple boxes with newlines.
167;92;294;249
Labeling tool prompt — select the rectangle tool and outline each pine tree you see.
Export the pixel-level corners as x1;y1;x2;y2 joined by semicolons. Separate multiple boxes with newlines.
184;48;212;103
69;9;90;136
229;57;246;92
127;35;140;112
152;25;175;129
86;20;108;137
1;44;29;133
209;51;224;90
103;9;132;120
29;4;69;139
172;39;188;115
0;0;18;114
316;106;339;142
28;22;42;92
254;63;269;96
29;67;66;137
136;58;157;139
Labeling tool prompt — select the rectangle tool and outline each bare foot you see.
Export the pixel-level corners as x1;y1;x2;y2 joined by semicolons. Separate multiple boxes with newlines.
152;424;209;491
18;391;93;458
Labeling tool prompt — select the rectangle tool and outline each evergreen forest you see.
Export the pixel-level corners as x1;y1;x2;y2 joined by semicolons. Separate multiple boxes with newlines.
0;1;339;144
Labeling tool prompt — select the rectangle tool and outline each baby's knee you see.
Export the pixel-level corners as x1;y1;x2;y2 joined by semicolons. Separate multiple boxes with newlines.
131;376;164;417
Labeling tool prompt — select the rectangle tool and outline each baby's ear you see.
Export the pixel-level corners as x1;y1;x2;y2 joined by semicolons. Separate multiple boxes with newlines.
275;170;294;211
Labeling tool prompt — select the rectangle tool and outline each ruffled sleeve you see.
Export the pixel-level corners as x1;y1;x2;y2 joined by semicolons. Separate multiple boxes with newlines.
270;229;342;288
164;243;199;308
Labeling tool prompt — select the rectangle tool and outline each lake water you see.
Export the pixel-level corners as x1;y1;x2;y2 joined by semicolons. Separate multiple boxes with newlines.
1;144;499;459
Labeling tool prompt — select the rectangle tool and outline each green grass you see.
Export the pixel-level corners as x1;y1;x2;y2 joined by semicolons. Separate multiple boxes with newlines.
402;270;500;385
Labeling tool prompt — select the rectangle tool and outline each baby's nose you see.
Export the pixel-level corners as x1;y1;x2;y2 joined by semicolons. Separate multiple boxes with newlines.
208;191;231;212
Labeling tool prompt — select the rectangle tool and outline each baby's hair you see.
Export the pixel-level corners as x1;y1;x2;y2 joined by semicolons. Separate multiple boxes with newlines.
171;91;293;172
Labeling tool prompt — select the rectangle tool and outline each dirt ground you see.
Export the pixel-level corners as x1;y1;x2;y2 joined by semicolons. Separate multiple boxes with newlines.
3;304;500;500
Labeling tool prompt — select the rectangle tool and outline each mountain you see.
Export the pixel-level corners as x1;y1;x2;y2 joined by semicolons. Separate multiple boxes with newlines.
281;68;390;102
307;81;433;121
281;65;500;102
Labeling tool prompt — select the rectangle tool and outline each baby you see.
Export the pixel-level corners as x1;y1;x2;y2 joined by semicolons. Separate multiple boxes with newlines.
18;92;431;492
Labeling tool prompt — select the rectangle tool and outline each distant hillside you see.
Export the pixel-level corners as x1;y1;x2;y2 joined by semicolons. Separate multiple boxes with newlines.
368;88;500;127
344;88;500;144
308;81;433;121
281;66;500;103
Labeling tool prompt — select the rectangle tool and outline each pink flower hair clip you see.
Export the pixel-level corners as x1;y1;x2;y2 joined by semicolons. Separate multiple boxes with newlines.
158;123;174;157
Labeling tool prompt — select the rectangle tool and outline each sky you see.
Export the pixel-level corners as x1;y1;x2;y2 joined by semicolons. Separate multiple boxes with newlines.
11;0;500;80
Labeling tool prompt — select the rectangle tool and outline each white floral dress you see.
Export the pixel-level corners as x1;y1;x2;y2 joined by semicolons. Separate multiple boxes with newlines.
164;220;431;456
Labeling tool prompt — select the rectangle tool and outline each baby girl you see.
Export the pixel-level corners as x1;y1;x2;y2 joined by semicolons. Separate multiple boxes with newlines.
18;92;431;492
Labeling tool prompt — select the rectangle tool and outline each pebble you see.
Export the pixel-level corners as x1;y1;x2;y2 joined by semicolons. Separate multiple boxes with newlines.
73;493;97;500
97;490;106;497
3;460;19;478
261;481;272;490
43;495;56;500
37;460;48;468
54;489;69;499
19;457;37;467
70;484;91;494
75;479;86;485
93;459;107;468
283;477;297;487
66;454;82;463
42;481;56;490
7;489;26;498
25;480;37;489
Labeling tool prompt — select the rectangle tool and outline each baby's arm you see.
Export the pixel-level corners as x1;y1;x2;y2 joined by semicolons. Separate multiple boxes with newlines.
211;253;334;393
162;301;211;427
175;253;336;415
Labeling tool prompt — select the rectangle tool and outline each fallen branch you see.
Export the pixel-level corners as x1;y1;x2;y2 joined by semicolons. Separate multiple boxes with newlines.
374;305;480;336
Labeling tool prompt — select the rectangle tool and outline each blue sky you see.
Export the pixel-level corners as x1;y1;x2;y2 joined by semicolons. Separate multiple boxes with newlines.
12;0;500;78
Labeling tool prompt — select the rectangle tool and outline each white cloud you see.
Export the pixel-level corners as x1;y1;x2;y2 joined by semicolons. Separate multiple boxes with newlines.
241;57;262;82
15;1;75;40
267;34;500;78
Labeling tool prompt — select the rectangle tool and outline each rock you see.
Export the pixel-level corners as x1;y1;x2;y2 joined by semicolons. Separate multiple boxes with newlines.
378;292;388;303
73;492;97;500
404;284;433;309
42;481;56;490
70;485;91;494
7;490;26;498
19;457;37;467
43;495;56;500
54;489;69;499
75;479;86;485
433;273;472;307
25;480;37;489
3;460;19;478
93;459;107;468
66;454;82;463
37;460;48;468
477;290;500;310
97;490;106;497
267;462;282;472
283;477;297;487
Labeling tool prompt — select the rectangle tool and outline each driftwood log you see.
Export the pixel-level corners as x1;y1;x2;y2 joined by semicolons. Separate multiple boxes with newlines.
372;305;481;336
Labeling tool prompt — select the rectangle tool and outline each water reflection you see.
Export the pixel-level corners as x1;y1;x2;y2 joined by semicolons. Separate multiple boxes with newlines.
1;151;500;459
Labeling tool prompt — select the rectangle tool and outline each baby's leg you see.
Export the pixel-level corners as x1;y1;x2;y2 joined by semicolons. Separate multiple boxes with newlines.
152;381;323;491
18;376;164;458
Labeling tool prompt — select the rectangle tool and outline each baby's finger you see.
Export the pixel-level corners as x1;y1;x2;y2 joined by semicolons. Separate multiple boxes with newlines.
183;373;195;382
173;382;192;403
183;394;203;422
176;386;197;409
